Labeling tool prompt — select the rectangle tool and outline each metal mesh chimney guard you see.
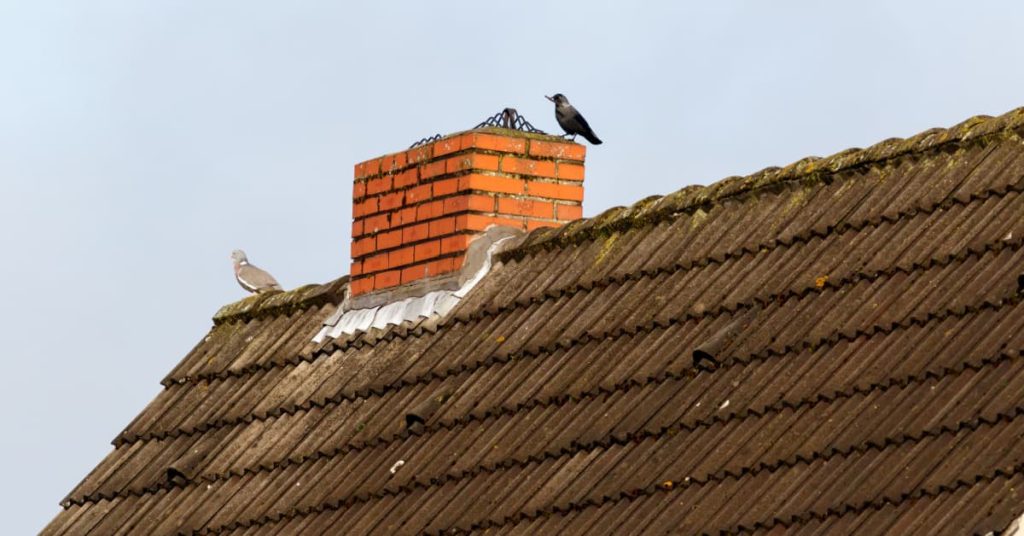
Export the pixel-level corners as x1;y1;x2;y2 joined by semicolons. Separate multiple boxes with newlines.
349;109;586;296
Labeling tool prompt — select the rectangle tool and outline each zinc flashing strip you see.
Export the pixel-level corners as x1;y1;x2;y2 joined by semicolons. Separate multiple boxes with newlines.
315;231;520;343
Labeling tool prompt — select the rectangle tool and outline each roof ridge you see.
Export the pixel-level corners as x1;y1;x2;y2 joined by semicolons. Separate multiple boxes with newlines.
211;276;349;325
501;106;1024;261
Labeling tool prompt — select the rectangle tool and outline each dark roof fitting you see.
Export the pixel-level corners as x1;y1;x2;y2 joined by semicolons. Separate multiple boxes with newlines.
405;392;451;430
167;448;206;485
692;305;761;369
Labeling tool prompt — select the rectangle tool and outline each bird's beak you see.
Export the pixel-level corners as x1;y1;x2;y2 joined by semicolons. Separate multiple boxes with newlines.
545;95;554;102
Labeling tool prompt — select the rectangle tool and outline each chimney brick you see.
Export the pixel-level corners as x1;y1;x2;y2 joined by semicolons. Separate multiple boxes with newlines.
349;129;586;295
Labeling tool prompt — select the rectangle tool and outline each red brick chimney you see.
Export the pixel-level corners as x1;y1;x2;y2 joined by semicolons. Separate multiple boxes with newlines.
349;125;586;296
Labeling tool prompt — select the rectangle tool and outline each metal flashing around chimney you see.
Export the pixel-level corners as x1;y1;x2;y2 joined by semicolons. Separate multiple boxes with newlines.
314;226;523;342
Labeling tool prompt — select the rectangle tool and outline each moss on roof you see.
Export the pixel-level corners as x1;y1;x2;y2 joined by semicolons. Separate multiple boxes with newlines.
501;107;1024;261
212;276;348;325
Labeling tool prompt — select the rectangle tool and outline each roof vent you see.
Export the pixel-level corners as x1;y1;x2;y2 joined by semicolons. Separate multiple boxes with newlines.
405;392;450;431
1017;273;1023;294
692;306;760;369
166;448;206;485
692;320;740;369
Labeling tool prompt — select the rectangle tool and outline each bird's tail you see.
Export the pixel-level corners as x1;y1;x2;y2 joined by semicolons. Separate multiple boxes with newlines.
583;132;602;145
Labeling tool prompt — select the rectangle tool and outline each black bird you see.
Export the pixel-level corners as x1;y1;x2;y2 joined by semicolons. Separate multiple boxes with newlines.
545;93;602;145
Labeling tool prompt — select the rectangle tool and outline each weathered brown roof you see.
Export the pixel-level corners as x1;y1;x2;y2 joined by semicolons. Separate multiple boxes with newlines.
44;107;1024;535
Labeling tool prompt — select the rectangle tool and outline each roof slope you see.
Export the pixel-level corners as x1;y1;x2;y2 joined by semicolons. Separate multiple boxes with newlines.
44;108;1024;535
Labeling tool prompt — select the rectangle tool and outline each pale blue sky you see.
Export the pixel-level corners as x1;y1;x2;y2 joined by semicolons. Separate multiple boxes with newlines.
3;1;1023;532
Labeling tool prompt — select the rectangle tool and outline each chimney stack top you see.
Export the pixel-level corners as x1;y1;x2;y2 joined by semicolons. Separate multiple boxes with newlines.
349;110;588;297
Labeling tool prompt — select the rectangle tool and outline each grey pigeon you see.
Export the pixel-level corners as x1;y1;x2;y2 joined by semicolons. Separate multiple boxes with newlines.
545;93;602;145
231;250;283;294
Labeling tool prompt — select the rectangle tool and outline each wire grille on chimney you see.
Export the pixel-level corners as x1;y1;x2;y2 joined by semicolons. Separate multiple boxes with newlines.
473;108;546;133
409;108;547;148
408;134;443;148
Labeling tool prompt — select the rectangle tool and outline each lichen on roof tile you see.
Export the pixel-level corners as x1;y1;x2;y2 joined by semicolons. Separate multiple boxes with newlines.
500;106;1024;261
212;277;348;325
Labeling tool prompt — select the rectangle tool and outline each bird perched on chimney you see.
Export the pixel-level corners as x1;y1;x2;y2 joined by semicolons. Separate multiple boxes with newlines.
545;93;602;145
230;250;283;294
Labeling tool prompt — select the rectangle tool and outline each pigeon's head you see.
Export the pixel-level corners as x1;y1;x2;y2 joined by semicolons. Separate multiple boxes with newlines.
230;250;248;265
545;93;568;105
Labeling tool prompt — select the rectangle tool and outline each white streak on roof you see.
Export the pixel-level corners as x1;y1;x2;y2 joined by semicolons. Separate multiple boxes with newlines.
454;236;508;298
1002;511;1024;536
